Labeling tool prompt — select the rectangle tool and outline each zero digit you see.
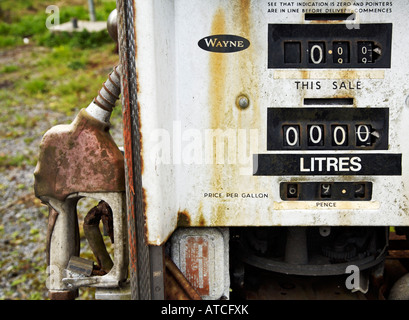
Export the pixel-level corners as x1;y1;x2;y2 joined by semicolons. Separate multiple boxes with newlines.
357;125;370;142
333;42;350;64
358;41;373;64
356;124;372;146
308;125;324;146
311;45;323;64
309;42;326;65
283;125;300;147
332;125;348;146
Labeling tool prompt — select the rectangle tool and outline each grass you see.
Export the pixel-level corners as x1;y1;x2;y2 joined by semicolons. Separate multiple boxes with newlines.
0;154;32;167
1;65;19;73
0;0;119;115
0;0;116;46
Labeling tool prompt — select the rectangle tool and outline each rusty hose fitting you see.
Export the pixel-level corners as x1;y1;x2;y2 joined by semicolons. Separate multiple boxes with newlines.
84;64;121;124
93;65;121;112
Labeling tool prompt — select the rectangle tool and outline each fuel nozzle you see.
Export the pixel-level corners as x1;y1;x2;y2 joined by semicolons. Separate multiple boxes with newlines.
34;64;127;300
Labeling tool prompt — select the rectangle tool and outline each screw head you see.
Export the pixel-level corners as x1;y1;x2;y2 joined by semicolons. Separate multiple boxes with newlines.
236;94;250;109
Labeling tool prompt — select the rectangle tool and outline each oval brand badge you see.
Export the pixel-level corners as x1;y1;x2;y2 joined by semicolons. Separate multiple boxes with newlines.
198;34;250;53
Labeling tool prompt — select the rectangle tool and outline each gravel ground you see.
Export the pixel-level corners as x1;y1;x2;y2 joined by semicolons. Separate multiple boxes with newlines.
0;60;124;299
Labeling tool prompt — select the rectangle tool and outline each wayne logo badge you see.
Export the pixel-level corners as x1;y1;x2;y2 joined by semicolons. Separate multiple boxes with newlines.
198;34;250;53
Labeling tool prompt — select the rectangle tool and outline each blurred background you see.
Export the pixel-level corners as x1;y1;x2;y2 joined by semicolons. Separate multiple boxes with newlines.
0;0;123;299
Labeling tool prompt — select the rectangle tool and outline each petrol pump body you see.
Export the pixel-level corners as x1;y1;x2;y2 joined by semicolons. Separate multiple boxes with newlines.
36;0;409;300
123;0;409;299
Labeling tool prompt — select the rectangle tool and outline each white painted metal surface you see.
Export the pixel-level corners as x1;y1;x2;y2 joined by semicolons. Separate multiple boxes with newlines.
132;0;409;245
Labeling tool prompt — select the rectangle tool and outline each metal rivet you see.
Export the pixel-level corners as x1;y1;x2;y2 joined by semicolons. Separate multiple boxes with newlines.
236;94;250;109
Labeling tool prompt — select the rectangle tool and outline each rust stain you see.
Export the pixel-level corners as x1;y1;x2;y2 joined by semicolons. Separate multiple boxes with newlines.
196;201;206;226
208;8;232;226
123;103;135;196
309;20;349;24
198;213;206;226
237;0;251;35
274;70;384;80
300;70;309;79
177;211;191;227
209;9;228;133
208;7;228;205
206;2;263;226
122;65;138;273
213;203;229;226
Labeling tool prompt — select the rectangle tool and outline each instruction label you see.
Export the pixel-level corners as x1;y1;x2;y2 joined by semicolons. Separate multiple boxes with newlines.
267;1;393;14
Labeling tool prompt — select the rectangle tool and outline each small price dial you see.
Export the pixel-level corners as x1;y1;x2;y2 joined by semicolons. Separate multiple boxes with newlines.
280;182;373;201
268;24;391;69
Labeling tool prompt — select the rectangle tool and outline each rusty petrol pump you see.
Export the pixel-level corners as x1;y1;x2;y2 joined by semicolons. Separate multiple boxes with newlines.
34;0;409;300
117;0;409;300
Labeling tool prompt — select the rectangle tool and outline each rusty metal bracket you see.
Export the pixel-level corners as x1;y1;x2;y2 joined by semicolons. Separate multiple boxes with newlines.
83;201;114;274
164;256;201;300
